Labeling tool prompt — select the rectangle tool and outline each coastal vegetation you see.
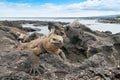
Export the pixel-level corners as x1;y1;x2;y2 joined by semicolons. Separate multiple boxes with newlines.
116;15;120;18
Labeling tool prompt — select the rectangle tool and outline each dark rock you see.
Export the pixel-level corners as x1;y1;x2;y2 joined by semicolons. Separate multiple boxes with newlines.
0;25;10;32
0;20;120;80
0;71;32;80
48;22;66;36
23;32;44;42
1;20;22;28
98;18;120;24
112;33;120;44
23;27;39;32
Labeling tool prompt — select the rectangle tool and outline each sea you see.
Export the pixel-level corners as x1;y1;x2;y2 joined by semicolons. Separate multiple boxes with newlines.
0;17;120;34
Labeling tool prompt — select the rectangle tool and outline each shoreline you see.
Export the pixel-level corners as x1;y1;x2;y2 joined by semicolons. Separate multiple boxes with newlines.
0;18;120;34
98;18;120;24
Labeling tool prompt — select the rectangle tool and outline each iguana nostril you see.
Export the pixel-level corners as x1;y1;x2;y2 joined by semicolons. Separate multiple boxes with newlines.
58;40;62;43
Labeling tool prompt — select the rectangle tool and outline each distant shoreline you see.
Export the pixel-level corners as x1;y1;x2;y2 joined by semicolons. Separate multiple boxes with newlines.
0;18;120;34
1;17;120;24
0;16;116;19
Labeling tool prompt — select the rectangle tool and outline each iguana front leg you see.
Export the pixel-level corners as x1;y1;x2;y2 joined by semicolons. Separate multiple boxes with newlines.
28;47;44;76
57;49;67;61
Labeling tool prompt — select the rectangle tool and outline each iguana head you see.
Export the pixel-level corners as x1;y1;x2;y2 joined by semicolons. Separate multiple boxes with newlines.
50;34;63;44
47;29;63;47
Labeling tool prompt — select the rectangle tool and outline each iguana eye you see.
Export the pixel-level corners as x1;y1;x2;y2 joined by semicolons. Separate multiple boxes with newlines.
53;38;57;41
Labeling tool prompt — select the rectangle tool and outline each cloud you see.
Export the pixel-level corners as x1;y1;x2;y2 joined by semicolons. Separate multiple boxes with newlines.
71;0;120;11
0;0;120;17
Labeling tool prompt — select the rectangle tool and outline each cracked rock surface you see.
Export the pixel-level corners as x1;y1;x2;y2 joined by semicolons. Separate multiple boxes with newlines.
0;21;120;80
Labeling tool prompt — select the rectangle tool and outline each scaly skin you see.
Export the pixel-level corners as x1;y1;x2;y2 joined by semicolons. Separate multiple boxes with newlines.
17;30;66;75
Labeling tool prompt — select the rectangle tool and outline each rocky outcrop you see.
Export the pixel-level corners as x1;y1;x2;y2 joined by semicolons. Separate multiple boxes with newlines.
98;18;120;24
0;21;120;80
23;32;44;42
1;21;38;32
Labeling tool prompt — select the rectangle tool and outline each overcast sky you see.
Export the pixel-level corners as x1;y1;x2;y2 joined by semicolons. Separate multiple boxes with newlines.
0;0;120;17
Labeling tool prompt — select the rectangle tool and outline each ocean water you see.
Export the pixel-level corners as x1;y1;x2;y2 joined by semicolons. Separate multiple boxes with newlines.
79;19;120;34
0;17;75;22
22;24;49;34
0;17;120;34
